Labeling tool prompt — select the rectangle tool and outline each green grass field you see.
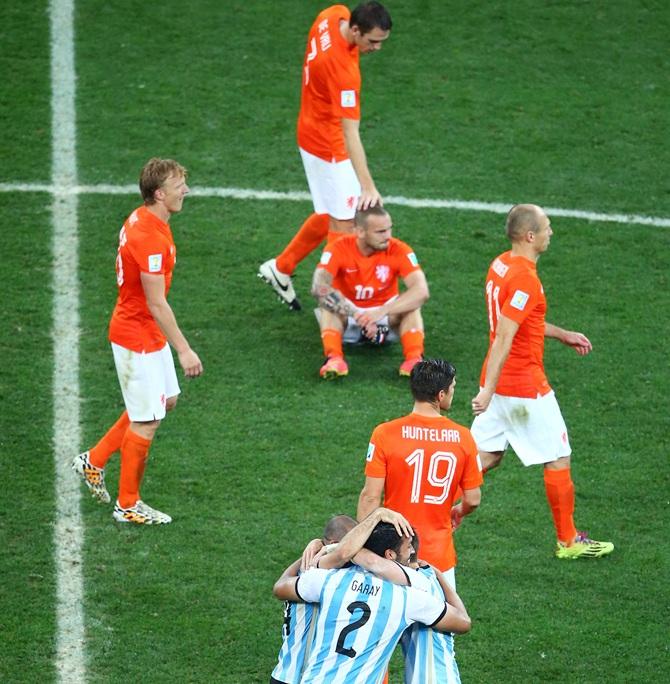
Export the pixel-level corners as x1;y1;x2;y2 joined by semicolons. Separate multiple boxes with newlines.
2;1;669;682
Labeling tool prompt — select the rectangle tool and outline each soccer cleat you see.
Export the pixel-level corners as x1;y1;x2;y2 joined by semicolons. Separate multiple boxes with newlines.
319;355;349;380
398;357;422;377
72;451;111;504
555;531;614;559
258;258;301;311
113;499;172;525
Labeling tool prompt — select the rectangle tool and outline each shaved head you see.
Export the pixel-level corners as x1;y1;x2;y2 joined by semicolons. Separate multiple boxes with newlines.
506;204;546;242
323;515;357;544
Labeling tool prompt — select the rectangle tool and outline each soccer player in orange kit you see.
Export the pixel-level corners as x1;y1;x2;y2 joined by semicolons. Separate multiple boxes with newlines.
471;203;613;559
311;206;429;378
258;2;392;311
357;358;482;587
72;158;202;524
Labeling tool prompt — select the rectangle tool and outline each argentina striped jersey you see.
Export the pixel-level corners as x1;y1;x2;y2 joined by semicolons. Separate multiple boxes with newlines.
401;566;461;684
297;566;447;684
270;598;318;684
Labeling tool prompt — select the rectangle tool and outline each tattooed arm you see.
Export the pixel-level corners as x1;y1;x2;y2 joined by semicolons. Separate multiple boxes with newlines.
311;267;357;317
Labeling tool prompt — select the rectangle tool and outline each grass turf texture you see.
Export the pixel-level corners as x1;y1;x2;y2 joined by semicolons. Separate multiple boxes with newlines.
2;0;670;682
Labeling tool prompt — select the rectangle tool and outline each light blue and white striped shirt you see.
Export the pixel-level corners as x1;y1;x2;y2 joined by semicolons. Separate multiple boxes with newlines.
401;566;461;684
270;599;318;684
297;565;447;684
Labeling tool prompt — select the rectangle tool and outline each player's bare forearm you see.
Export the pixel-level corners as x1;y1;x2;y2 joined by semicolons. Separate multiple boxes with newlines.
356;483;383;522
342;117;381;208
545;322;592;355
312;269;355;316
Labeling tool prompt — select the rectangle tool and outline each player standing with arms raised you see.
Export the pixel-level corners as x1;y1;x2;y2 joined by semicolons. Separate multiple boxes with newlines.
471;203;613;559
259;2;392;311
72;158;203;524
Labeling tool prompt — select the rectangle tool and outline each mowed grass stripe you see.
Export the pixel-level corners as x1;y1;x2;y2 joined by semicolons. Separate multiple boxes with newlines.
1;182;669;228
50;0;86;681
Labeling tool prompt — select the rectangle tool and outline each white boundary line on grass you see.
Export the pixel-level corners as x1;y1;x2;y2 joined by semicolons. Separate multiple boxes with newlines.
1;181;669;228
50;0;86;682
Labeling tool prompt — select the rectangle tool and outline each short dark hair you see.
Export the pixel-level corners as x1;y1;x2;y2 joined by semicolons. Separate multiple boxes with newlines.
363;522;404;557
354;205;390;229
410;358;456;402
323;514;357;544
350;2;392;34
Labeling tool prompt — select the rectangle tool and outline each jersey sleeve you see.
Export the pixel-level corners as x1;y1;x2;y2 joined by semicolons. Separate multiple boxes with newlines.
296;568;329;603
364;425;388;478
128;234;170;276
326;58;361;121
460;429;484;490
316;240;344;278
406;567;434;593
500;272;542;325
393;240;422;279
405;586;447;626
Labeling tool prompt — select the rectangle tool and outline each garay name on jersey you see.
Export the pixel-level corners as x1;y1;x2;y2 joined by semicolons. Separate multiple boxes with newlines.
401;426;462;443
351;579;380;596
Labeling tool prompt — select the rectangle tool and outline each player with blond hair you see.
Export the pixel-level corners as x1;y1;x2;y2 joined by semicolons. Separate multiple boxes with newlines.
72;158;202;524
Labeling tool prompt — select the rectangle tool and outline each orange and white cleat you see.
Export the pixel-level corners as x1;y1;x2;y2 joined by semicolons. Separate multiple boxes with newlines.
72;451;111;504
399;357;422;377
113;500;172;525
319;355;349;380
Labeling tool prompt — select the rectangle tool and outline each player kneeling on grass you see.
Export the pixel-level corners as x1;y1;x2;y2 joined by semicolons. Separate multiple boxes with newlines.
311;206;429;379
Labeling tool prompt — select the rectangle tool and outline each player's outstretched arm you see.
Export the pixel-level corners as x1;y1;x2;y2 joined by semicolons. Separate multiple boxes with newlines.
311;267;357;317
352;549;410;585
545;322;593;356
472;314;518;415
431;577;471;635
342;117;382;210
141;272;203;377
318;507;413;570
272;559;302;602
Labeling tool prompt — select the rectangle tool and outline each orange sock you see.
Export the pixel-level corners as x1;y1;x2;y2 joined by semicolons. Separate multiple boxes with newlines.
88;410;130;468
276;213;330;274
401;329;424;360
118;428;152;509
321;328;343;358
543;467;577;544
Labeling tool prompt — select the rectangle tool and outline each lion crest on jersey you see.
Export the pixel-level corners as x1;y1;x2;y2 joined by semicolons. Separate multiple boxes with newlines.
375;264;390;283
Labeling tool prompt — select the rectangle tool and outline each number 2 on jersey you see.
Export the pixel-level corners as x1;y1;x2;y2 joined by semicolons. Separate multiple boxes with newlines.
335;601;371;658
405;449;457;505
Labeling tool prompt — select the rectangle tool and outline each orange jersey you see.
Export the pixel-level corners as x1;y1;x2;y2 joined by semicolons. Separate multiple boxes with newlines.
317;234;421;307
480;250;550;397
297;5;360;162
108;205;176;353
365;413;483;571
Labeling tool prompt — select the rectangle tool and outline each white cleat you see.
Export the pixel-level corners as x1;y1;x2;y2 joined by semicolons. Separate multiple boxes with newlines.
258;258;301;310
112;499;172;525
72;451;111;504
